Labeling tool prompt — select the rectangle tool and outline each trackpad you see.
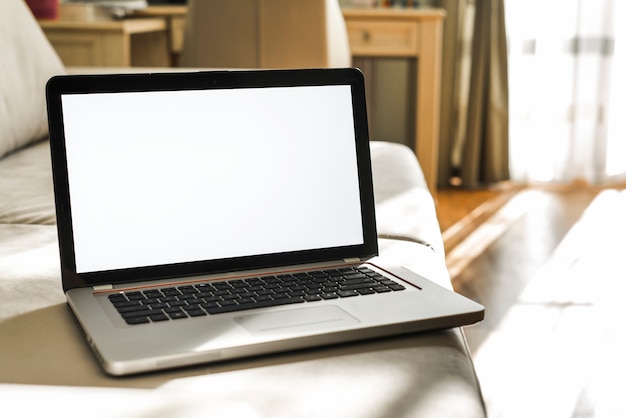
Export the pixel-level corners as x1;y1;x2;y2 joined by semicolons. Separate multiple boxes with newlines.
234;305;359;335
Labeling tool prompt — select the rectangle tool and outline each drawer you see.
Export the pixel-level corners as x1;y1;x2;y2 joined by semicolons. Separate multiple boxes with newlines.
346;20;419;56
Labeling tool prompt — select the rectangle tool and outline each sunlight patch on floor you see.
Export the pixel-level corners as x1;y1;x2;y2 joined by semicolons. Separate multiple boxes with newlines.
468;190;626;417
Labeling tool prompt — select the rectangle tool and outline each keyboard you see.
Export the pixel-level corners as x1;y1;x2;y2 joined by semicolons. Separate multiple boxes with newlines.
107;266;406;325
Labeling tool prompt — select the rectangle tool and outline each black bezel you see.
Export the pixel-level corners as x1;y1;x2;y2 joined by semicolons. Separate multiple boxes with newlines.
46;68;378;291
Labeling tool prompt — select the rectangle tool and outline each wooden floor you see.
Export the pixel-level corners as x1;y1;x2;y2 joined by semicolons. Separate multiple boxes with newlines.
437;183;521;254
438;185;626;417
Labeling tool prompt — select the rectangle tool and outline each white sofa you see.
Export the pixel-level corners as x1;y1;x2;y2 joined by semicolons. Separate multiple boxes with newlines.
0;1;486;416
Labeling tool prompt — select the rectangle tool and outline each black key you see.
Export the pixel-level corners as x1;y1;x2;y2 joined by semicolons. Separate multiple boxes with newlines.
289;290;306;297
125;292;145;301
256;290;274;296
339;282;377;291
108;294;127;303
179;285;198;294
342;273;368;280
212;282;232;290
337;290;359;298
150;313;169;322
186;309;207;317
320;293;339;300
117;304;151;313
230;280;248;289
213;290;231;297
366;272;386;279
125;316;150;325
121;309;153;319
144;290;163;298
161;288;181;296
233;291;255;298
168;311;188;320
113;300;142;309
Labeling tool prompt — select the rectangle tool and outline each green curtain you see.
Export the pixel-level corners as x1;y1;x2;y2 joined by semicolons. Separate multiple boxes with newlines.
434;0;509;188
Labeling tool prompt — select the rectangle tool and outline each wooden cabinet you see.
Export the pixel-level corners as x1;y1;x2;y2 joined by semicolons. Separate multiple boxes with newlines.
39;19;169;67
343;8;445;195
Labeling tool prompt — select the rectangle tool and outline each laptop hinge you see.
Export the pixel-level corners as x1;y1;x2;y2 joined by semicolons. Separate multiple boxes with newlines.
343;257;362;264
93;284;114;291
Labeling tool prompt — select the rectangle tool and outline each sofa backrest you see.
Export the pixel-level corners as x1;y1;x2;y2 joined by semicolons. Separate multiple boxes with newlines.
0;0;66;159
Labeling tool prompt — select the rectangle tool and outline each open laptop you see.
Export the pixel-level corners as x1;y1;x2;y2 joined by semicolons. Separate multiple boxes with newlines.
46;68;483;376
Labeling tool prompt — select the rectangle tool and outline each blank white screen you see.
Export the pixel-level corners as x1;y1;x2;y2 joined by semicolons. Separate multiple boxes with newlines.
61;85;364;273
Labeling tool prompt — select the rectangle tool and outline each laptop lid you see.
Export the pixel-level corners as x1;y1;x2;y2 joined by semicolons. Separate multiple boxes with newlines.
46;68;378;292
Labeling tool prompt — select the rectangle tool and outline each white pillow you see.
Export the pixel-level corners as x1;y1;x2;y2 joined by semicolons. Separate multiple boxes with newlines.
0;0;66;159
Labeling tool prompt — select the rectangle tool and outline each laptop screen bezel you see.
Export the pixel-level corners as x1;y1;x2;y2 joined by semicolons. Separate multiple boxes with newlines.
46;69;378;291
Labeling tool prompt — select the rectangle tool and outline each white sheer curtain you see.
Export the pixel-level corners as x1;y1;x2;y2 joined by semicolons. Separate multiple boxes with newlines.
506;0;626;184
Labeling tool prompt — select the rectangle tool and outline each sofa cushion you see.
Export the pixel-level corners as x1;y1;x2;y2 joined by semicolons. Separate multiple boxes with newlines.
0;230;485;418
370;141;445;255
0;224;62;321
0;0;66;159
0;140;55;225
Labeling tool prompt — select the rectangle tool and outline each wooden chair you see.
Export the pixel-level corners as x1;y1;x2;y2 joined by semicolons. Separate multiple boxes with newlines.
179;0;351;69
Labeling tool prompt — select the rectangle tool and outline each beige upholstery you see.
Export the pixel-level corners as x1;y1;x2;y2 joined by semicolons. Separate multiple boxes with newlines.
0;0;65;158
179;0;351;69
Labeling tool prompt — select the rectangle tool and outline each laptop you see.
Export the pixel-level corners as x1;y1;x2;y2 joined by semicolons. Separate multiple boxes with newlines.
46;68;483;376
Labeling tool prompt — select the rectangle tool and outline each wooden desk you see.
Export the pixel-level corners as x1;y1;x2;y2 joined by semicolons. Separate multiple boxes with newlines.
136;6;187;60
39;18;169;67
342;8;445;194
